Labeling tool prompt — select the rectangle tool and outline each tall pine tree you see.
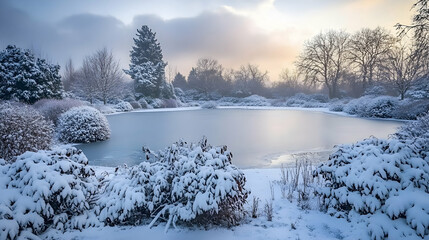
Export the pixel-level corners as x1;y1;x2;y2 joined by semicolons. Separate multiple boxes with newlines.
125;26;175;99
0;45;63;104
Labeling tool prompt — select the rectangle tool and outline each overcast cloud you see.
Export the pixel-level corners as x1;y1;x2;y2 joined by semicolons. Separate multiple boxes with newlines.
0;0;413;80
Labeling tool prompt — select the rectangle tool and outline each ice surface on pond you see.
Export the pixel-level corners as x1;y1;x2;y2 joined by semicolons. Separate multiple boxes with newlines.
78;108;403;168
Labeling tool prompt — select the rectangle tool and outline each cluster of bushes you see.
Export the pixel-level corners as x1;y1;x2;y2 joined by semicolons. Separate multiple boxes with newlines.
0;101;111;162
314;113;429;239
0;138;248;239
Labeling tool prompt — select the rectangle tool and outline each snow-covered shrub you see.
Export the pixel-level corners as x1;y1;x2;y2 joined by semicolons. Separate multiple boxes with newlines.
217;95;271;107
93;104;117;114
282;93;329;108
201;101;217;109
149;98;164;108
392;100;429;120
343;96;399;118
137;98;149;109
0;103;53;162
99;138;249;228
396;112;429;148
360;96;399;118
33;98;85;125
0;147;100;239
329;102;344;112
114;101;133;112
129;101;142;109
57;106;110;143
315;137;429;239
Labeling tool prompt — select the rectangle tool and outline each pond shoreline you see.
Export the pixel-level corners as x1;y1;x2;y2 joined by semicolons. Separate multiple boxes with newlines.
105;105;410;123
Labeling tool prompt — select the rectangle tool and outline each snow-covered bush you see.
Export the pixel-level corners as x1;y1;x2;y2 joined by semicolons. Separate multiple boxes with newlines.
57;106;110;143
114;101;133;112
396;112;429;148
315;137;429;239
137;98;149;109
93;104;117;114
99;138;249;228
0;103;53;162
0;147;100;239
129;101;142;109
217;95;271;107
343;96;399;118
360;96;399;118
33;98;85;125
328;102;344;112
281;93;329;108
392;100;429;120
201;101;218;109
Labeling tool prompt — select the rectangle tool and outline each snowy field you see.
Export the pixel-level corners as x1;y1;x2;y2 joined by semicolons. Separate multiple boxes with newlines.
42;167;366;240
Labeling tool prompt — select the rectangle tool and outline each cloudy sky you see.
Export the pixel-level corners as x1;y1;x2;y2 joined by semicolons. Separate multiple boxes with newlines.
0;0;414;80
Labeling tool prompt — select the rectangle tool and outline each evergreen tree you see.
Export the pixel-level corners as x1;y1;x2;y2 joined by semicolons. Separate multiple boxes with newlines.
172;72;187;89
125;25;175;99
0;45;63;104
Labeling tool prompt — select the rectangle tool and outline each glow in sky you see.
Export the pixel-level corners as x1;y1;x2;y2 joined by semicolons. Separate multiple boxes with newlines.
0;0;414;80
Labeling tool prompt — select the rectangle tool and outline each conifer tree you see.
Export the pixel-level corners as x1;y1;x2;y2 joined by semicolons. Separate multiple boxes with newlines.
0;45;63;104
125;26;175;99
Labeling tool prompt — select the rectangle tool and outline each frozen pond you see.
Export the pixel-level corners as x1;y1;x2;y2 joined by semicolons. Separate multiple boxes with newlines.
78;108;403;168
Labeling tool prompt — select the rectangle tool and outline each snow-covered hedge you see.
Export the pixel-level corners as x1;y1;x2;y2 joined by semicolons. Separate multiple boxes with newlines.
201;101;218;109
217;95;271;106
128;101;142;109
114;101;133;112
343;96;399;118
0;103;53;162
0;147;99;239
33;98;85;125
57;106;110;143
315;137;429;239
98;138;249;228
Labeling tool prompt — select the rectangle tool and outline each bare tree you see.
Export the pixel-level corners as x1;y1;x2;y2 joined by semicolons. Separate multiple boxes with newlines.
381;42;426;100
348;27;395;92
62;59;76;92
74;48;124;104
396;0;429;80
75;58;97;104
188;58;225;95
296;30;349;99
234;64;268;96
272;68;307;97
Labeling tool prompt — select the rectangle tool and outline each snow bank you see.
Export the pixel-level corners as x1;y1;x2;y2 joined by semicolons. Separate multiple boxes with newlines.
315;137;429;239
57;106;110;143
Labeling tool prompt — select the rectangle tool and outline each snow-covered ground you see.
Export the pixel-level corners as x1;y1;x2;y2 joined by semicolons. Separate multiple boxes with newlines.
42;167;367;240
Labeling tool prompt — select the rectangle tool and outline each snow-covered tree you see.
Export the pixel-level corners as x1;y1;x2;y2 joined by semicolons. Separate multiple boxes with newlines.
73;48;125;104
0;103;53;162
125;26;175;99
57;106;110;143
0;45;63;104
172;72;187;89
